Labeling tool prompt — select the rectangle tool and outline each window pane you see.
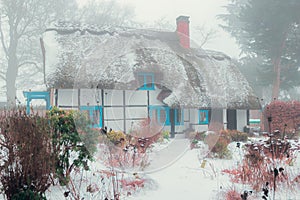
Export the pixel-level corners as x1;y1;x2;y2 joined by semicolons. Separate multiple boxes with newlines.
151;109;158;123
160;109;166;124
199;110;209;124
176;109;182;123
92;110;100;125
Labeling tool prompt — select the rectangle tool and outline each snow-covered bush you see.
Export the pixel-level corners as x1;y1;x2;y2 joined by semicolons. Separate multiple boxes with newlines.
223;137;300;194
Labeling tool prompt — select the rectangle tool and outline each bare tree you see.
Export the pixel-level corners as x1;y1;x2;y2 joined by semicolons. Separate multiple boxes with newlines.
0;0;78;107
80;0;136;27
194;24;217;48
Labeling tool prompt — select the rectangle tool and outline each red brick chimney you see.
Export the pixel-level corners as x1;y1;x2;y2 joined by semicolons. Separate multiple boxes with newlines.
176;16;190;49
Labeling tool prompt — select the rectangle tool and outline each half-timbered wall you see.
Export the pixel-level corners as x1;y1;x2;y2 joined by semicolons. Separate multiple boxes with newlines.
55;89;248;133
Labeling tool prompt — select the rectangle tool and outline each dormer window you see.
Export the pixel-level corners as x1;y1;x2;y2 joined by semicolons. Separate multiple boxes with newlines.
138;72;155;90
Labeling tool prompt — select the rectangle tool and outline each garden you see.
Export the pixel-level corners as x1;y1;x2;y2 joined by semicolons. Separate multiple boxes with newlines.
0;100;299;200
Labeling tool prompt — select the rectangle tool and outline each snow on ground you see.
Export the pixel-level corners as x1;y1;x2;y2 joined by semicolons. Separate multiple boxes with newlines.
128;149;232;200
41;137;300;199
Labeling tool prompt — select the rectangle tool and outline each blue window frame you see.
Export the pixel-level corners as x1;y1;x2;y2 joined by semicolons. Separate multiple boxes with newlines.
149;106;184;126
80;105;103;128
138;72;155;90
199;109;209;124
149;106;170;125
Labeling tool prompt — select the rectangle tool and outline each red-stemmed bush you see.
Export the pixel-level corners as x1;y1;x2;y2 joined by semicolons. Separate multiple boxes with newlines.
263;100;300;138
222;137;300;193
0;109;55;200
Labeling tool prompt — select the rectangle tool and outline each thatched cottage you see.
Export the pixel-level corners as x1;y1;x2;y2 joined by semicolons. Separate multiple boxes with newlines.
39;16;260;136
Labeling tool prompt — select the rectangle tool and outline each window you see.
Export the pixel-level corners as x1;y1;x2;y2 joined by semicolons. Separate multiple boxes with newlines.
175;108;184;125
80;105;103;128
149;106;184;126
149;106;170;125
199;109;209;124
159;109;167;124
138;72;155;90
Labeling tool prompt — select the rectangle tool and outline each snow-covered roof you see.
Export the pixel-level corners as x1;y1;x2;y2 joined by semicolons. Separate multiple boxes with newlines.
42;22;261;109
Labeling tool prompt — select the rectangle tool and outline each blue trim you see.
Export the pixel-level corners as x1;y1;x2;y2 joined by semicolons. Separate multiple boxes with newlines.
149;106;170;125
149;106;184;126
138;72;155;90
199;109;209;124
175;109;184;125
80;105;103;128
23;91;51;114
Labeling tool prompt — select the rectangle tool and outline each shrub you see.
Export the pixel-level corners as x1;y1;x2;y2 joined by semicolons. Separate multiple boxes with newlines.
107;130;126;145
162;130;170;140
225;189;241;200
205;133;231;159
0;110;55;200
263;100;300;138
220;129;248;142
222;138;300;192
47;107;98;185
195;131;206;141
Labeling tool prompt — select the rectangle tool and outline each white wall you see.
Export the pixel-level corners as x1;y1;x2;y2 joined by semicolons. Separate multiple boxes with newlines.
189;109;198;124
80;89;102;106
237;109;247;132
126;107;147;119
104;107;123;120
58;89;78;107
193;125;209;132
105;120;124;131
104;90;123;106
126;90;147;105
56;89;221;133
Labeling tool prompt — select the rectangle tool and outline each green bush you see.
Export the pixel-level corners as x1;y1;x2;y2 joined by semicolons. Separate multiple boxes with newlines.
47;107;98;185
162;130;170;140
107;130;126;145
12;189;46;200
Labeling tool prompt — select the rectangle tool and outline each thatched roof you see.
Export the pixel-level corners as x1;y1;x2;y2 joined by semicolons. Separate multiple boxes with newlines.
42;22;261;109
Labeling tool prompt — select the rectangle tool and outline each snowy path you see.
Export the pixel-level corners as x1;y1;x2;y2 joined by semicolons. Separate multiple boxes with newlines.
129;149;232;200
145;135;190;173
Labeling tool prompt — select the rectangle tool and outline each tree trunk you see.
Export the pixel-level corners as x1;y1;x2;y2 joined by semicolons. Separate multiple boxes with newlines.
271;31;287;100
271;56;281;100
6;42;18;108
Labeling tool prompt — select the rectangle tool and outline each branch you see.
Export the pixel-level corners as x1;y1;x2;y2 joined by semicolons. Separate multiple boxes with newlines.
18;61;42;71
195;24;217;48
17;19;32;39
0;18;8;57
0;73;5;81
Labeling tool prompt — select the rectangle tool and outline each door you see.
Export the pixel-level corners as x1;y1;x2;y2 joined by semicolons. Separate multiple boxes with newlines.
227;109;237;130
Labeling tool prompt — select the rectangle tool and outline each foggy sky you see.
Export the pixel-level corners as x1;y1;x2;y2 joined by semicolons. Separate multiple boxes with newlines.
78;0;240;58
